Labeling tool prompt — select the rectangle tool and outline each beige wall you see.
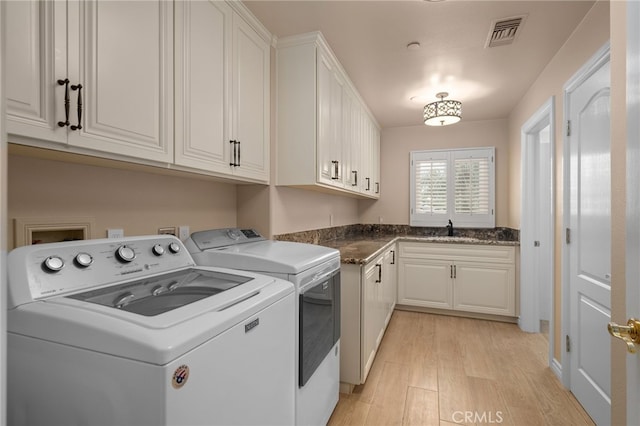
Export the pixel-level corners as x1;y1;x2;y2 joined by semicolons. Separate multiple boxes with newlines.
507;1;610;228
7;154;237;249
505;0;609;390
360;119;509;227
270;186;359;235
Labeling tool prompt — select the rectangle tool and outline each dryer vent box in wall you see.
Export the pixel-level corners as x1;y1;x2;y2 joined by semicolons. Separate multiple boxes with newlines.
13;217;95;248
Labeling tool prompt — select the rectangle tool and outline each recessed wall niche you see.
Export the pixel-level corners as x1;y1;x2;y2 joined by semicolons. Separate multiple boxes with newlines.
13;217;95;248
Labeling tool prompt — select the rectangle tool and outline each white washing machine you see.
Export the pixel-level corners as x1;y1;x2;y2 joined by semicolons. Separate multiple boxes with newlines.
185;228;341;426
7;235;295;426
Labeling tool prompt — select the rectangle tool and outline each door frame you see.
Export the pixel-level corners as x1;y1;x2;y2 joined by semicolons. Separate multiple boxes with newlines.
519;97;556;372
627;1;640;420
561;41;611;389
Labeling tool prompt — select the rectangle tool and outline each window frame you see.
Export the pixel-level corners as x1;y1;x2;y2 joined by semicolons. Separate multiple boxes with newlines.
410;147;495;228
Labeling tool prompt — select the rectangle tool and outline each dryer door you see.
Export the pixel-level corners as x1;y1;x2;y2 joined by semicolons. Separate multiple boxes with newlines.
299;269;340;386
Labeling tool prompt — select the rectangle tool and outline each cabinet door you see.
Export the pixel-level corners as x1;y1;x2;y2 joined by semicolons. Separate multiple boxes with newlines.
453;262;516;316
231;13;270;182
317;52;343;187
5;0;67;145
174;0;232;173
347;97;362;191
341;89;353;188
360;114;372;194
398;257;453;309
371;124;381;198
382;247;397;326
67;0;173;162
362;259;382;382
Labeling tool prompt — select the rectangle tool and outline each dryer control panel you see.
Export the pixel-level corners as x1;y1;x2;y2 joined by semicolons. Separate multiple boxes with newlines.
8;236;195;307
187;228;266;251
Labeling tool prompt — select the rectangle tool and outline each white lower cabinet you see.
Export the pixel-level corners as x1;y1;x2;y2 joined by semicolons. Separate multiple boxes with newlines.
398;242;517;317
340;244;396;388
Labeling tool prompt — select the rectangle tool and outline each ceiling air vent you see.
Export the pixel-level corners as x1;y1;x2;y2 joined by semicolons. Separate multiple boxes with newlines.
485;14;527;48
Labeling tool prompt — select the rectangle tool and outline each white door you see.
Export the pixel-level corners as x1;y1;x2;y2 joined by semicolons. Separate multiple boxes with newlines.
520;99;555;335
566;45;611;426
231;13;269;182
174;0;232;173
626;2;640;421
317;52;343;187
5;0;67;145
67;0;174;162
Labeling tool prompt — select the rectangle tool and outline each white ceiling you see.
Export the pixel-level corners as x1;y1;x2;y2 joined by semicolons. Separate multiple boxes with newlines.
243;0;596;128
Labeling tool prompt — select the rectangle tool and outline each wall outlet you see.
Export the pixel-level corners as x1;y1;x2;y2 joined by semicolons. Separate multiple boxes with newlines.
158;227;176;236
178;225;190;241
379;216;384;224
329;214;334;226
107;228;124;239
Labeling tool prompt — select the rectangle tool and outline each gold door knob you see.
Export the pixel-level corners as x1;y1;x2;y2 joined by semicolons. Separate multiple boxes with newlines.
607;318;640;354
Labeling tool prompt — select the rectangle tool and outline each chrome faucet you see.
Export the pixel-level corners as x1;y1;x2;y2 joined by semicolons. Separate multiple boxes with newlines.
446;220;454;236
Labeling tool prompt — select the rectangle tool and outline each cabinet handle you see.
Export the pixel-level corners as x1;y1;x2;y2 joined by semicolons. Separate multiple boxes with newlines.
390;250;395;265
331;161;339;180
454;265;457;279
57;79;70;127
450;264;453;279
352;170;358;186
375;182;380;194
376;263;382;283
70;84;83;131
237;140;241;167
230;140;239;167
366;177;370;191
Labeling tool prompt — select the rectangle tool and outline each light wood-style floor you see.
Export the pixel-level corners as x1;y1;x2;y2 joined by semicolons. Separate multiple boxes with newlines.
328;310;595;426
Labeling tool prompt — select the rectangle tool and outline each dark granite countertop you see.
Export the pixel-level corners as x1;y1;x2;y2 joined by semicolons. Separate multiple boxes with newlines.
322;235;519;265
275;224;520;265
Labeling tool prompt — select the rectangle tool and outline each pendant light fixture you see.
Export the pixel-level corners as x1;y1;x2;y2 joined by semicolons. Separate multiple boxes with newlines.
423;92;462;126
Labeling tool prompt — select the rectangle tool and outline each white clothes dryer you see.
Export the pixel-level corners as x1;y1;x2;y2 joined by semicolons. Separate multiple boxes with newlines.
7;235;295;426
185;228;341;426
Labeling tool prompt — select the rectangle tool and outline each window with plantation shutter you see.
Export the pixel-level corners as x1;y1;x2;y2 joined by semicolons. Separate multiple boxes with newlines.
414;157;448;215
410;148;495;228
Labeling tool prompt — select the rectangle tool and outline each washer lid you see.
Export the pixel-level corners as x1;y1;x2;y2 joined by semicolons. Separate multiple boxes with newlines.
8;266;294;365
67;268;251;316
191;240;339;275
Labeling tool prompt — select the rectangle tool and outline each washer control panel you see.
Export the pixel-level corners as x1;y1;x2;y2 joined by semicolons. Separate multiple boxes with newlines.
8;235;195;305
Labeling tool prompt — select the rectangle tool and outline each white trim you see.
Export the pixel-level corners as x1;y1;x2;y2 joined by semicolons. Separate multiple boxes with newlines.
561;41;611;390
519;97;556;374
627;2;640;421
551;357;563;381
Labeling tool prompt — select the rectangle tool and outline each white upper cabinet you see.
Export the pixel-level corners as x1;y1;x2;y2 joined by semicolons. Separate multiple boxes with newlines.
7;0;174;163
7;0;270;183
6;1;67;145
230;11;270;182
174;0;270;182
317;52;344;187
277;31;380;199
174;0;231;173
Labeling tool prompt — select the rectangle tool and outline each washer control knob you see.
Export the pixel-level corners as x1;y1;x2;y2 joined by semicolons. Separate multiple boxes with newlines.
152;244;165;256
168;242;181;254
74;252;93;268
43;256;64;272
115;245;136;263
